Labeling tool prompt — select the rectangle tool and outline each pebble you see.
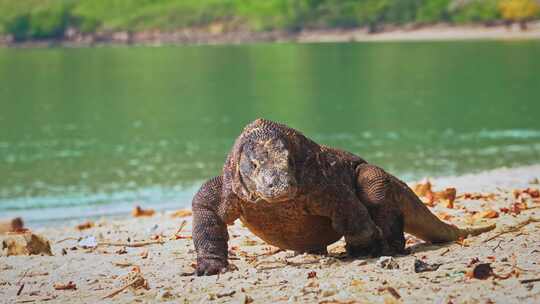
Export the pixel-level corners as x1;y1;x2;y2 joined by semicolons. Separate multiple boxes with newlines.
376;256;399;269
156;290;173;300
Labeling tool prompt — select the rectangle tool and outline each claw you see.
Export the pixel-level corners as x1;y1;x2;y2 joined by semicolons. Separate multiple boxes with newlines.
196;258;228;276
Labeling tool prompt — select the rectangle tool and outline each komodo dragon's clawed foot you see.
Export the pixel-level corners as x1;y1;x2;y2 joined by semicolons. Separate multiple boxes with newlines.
196;258;228;276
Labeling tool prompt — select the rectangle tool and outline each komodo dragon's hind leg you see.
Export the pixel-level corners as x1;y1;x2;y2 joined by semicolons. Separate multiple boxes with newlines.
355;164;407;255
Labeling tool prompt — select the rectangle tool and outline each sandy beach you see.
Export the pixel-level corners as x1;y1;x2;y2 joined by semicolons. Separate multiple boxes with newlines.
2;164;540;303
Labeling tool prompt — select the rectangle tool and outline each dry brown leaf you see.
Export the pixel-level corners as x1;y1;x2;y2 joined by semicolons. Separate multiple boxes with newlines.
53;281;77;290
437;212;453;221
458;192;497;201
435;188;456;208
413;180;432;197
472;209;499;220
132;206;155;217
170;209;192;218
455;237;470;247
242;238;259;246
526;188;540;198
378;286;401;299
75;221;94;231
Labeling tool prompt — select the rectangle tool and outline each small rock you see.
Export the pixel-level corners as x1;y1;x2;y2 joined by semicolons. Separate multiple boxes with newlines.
471;263;493;280
156;290;173;300
320;257;337;266
414;259;442;273
376;256;399;269
78;236;97;248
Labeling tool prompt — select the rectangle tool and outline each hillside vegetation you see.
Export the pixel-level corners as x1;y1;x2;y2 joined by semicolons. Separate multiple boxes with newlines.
1;0;539;41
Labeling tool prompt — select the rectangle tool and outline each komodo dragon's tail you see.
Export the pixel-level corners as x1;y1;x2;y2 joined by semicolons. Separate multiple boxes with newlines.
393;178;495;243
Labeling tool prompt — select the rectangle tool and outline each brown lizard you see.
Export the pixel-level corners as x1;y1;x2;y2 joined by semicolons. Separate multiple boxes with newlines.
192;118;495;275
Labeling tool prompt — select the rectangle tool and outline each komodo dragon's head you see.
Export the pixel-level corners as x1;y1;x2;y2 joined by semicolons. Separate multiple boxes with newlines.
237;136;298;203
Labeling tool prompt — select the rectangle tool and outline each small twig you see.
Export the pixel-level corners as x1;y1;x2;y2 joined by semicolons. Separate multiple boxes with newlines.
55;237;78;244
16;270;28;296
216;290;236;298
175;220;187;235
483;217;540;243
98;240;164;247
169;220;189;240
16;284;25;296
15;296;56;303
102;279;139;299
112;261;133;267
440;248;450;256
492;240;503;252
520;278;540;284
17;270;28;284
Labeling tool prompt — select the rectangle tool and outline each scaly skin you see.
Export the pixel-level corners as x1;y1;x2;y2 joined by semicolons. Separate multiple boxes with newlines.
192;118;495;275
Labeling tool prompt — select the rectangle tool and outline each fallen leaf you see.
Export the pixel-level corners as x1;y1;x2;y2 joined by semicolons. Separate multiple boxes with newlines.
76;221;94;231
170;209;192;218
242;238;259;246
378;286;401;299
307;271;317;279
132;206;155;217
435;188;456;208
437;212;453;221
458;193;497;201
413;180;432;197
472;209;499;220
455;237;470;247
350;279;364;287
53;281;77;290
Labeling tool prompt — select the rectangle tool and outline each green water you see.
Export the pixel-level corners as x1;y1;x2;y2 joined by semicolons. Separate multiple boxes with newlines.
1;41;539;224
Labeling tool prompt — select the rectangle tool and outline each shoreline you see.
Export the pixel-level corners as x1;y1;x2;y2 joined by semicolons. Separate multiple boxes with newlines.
1;164;540;303
1;22;540;48
10;164;540;229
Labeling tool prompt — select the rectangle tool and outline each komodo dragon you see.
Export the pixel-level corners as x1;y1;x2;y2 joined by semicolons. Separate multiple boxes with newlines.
192;118;495;276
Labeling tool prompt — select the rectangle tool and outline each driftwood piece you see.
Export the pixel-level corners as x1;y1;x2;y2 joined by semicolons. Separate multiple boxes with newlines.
1;232;52;256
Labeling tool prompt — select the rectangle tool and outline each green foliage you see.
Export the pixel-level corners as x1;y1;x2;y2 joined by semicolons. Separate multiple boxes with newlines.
452;0;501;24
416;0;452;23
0;0;538;39
4;14;31;41
0;0;73;40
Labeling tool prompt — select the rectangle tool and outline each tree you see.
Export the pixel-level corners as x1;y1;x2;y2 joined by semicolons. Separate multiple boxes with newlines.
498;0;540;29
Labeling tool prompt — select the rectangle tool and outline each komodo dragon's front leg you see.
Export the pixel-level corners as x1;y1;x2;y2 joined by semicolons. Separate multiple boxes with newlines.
308;189;387;257
192;176;240;276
